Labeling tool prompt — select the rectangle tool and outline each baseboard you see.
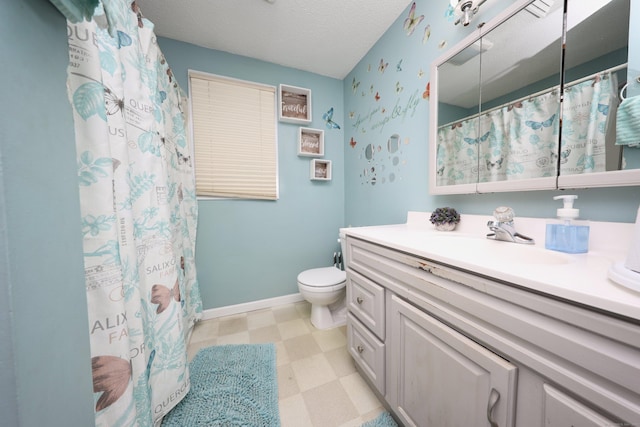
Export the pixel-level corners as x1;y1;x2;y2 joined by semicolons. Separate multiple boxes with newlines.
200;293;306;320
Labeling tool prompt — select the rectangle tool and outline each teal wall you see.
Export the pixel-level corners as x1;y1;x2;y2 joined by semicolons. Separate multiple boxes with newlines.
0;0;94;426
344;0;640;227
158;38;345;310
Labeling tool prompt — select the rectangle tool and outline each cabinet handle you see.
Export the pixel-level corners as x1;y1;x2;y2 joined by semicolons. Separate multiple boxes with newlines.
356;296;363;304
487;388;500;427
356;345;364;353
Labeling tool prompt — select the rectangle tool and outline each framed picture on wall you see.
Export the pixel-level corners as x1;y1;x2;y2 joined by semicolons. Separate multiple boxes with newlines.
279;84;312;124
298;127;324;157
310;159;332;181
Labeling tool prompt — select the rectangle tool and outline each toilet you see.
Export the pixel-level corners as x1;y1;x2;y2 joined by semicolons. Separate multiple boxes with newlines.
297;236;347;329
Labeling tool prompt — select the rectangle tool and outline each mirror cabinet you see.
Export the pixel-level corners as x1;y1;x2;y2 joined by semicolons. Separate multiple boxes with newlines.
430;0;638;195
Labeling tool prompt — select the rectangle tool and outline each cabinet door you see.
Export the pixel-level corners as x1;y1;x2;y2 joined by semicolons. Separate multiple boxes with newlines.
388;295;517;427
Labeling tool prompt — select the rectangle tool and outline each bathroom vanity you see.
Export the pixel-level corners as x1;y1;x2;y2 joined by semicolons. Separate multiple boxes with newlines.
343;212;640;427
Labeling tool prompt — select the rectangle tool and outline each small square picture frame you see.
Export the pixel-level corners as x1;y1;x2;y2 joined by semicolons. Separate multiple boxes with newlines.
310;159;332;181
298;127;324;157
279;84;312;124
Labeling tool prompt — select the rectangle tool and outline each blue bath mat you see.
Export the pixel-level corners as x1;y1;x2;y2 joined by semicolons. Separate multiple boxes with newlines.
162;344;279;427
362;411;398;427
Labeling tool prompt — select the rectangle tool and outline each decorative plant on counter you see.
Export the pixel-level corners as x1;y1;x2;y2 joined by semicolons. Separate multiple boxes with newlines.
430;207;460;231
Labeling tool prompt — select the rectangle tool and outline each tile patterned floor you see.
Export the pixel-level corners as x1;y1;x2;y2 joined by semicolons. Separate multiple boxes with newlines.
187;301;386;427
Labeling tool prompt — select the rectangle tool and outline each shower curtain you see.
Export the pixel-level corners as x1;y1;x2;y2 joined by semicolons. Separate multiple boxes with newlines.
437;71;616;185
480;91;560;182
62;1;202;425
561;71;617;174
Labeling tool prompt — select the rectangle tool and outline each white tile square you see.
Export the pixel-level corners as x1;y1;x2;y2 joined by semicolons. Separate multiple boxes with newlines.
215;331;250;345
340;373;382;415
291;353;337;392
247;309;276;330
279;394;313;427
189;319;219;343
277;318;311;340
312;327;347;352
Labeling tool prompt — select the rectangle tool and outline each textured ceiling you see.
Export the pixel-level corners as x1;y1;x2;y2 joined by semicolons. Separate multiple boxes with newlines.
136;0;413;80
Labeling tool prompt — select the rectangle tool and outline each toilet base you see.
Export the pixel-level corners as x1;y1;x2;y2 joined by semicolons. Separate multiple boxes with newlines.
310;298;347;330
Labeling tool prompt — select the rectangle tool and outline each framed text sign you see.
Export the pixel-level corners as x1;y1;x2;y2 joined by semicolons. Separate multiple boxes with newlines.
298;127;324;157
279;84;312;124
310;159;332;181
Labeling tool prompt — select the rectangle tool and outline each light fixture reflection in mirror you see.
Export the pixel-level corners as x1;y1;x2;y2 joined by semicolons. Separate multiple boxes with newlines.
450;0;487;26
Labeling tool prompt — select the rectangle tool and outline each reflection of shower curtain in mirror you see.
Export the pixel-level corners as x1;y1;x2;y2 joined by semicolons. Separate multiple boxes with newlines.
436;115;488;186
437;91;560;186
561;71;617;174
480;92;559;182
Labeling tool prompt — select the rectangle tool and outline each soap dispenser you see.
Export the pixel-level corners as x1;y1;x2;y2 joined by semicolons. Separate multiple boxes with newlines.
545;195;590;253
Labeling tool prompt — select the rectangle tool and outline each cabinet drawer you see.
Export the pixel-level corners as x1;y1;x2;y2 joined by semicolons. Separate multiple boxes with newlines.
543;384;620;427
347;269;385;340
347;312;385;395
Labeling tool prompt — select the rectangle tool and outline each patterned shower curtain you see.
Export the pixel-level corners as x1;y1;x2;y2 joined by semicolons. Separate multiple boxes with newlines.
561;71;617;174
64;1;202;425
437;90;561;185
480;91;559;182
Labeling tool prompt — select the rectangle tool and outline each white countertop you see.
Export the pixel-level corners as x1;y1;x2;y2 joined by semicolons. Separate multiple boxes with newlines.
342;212;640;321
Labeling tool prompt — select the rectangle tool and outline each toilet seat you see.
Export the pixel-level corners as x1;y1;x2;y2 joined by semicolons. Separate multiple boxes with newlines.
297;267;346;287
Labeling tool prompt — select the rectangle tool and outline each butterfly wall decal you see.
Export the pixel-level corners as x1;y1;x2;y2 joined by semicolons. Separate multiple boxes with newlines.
403;2;424;36
349;137;357;148
378;59;388;73
352;77;360;94
423;24;431;44
525;114;556;131
323;107;341;129
92;355;132;412
374;92;381;102
423;82;430;100
151;279;180;314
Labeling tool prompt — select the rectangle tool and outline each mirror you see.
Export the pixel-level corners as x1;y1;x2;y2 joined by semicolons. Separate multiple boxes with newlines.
430;0;639;195
558;0;638;188
435;43;482;192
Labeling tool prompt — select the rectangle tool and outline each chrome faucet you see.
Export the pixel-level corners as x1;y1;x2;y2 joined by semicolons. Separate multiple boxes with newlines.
486;207;535;244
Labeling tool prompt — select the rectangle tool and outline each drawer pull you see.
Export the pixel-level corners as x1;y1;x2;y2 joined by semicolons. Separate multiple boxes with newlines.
356;296;363;304
487;388;500;427
356;345;364;353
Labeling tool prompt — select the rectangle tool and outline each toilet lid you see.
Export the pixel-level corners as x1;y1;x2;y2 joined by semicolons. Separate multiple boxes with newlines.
297;267;346;287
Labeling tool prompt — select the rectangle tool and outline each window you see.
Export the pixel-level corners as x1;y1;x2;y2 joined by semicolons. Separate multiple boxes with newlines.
189;70;278;200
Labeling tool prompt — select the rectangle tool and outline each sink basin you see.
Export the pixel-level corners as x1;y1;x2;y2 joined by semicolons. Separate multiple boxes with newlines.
425;235;572;265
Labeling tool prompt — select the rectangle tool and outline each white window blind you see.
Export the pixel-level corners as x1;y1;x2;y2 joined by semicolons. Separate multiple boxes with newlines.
189;71;278;200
